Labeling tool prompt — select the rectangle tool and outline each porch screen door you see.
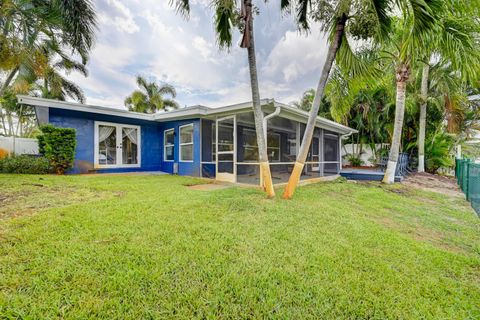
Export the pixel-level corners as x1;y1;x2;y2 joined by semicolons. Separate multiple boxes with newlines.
216;116;236;183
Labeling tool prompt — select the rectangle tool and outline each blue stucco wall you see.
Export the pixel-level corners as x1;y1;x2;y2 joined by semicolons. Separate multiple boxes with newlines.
158;119;201;177
49;108;163;174
48;108;201;176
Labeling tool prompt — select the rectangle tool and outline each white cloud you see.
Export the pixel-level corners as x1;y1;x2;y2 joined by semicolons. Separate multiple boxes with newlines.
98;0;140;34
263;28;328;82
66;1;329;109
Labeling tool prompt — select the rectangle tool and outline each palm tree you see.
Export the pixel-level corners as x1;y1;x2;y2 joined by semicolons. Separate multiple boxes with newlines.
35;40;88;103
292;88;332;119
0;0;97;95
281;0;392;198
124;76;179;113
416;3;480;172
0;0;97;136
293;89;315;111
327;64;395;162
173;0;276;198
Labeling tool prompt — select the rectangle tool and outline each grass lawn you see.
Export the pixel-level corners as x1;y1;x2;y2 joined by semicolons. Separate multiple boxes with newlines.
0;174;479;319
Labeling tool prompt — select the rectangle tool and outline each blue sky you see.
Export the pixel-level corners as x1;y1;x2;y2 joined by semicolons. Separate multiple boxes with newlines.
72;0;329;109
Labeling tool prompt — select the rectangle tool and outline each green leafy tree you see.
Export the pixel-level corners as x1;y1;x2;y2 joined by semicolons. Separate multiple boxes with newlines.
416;1;480;172
0;0;97;136
124;76;179;113
292;88;332;119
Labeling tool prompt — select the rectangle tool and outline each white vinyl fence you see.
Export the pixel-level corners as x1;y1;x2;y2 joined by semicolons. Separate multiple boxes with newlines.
0;136;39;155
342;144;387;167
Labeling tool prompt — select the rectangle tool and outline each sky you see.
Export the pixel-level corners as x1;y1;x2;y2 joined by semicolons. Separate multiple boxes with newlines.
72;0;329;109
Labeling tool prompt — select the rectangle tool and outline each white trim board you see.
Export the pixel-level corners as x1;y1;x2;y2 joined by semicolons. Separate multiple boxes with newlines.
18;95;357;135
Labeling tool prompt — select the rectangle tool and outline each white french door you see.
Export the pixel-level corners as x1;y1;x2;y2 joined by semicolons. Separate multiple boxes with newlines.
94;121;141;169
216;115;236;183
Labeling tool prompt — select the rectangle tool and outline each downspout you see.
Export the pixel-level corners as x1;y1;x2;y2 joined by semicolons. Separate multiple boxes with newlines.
263;101;281;140
340;131;355;170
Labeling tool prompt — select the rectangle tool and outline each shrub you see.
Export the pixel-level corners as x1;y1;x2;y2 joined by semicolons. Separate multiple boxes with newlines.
0;148;9;159
38;124;76;174
346;154;364;167
425;132;455;174
0;155;51;174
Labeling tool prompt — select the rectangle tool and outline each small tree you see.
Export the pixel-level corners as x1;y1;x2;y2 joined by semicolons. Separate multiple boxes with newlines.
38;124;76;174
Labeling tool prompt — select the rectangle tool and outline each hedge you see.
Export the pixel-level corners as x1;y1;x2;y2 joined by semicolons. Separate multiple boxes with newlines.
38;124;76;174
0;155;51;174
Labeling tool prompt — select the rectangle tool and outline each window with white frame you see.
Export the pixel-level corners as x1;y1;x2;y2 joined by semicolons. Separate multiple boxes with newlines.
164;129;174;161
180;124;194;162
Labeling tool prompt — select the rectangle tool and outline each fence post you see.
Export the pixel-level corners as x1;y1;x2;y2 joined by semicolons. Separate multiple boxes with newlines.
466;161;470;201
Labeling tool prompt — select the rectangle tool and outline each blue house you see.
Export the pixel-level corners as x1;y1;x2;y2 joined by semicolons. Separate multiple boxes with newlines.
18;95;356;185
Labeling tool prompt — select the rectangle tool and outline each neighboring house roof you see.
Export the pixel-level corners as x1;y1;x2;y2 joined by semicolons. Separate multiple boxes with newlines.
17;95;357;135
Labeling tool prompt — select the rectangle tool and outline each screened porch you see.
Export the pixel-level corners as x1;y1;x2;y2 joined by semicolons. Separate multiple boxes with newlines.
200;111;341;186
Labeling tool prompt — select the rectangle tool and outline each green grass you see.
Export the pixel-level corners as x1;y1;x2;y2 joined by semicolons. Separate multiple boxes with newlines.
0;174;479;319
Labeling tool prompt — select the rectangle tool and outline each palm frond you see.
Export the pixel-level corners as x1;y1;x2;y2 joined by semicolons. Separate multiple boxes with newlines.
163;98;180;110
335;33;379;78
171;0;191;17
136;76;149;92
158;84;177;98
214;0;235;49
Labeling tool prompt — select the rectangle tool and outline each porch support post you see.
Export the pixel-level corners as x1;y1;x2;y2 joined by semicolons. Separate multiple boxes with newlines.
295;123;300;157
338;134;342;174
320;129;324;176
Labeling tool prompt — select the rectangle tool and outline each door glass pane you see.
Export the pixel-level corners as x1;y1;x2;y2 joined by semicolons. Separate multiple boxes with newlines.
218;153;234;173
98;125;116;165
218;120;234;152
122;127;138;165
324;136;339;161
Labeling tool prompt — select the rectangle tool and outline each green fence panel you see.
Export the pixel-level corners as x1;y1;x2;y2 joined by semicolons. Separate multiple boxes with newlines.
456;158;480;216
468;163;480;215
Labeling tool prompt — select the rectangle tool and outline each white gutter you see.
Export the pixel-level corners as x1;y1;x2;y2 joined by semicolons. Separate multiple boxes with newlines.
18;95;357;135
263;101;281;139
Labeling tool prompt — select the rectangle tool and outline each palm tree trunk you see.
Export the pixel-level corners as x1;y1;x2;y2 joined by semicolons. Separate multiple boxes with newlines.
244;0;275;198
417;64;429;173
0;108;7;136
383;63;410;184
0;66;19;97
283;14;347;199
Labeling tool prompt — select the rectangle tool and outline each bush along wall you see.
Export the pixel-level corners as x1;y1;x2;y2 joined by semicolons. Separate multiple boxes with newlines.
38;124;76;174
0;155;51;174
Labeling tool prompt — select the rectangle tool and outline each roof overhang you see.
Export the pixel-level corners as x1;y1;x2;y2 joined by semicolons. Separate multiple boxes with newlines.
17;95;357;135
17;95;154;121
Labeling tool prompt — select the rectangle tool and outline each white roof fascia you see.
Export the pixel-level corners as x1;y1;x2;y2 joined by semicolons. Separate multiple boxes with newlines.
152;99;275;121
17;95;356;134
17;95;154;121
276;102;357;134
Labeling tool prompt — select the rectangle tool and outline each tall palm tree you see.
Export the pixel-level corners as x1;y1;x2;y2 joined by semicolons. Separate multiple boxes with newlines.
281;0;392;198
124;76;179;113
172;0;276;198
34;40;88;103
380;1;447;183
416;2;480;172
0;0;97;95
327;63;395;161
0;0;97;136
